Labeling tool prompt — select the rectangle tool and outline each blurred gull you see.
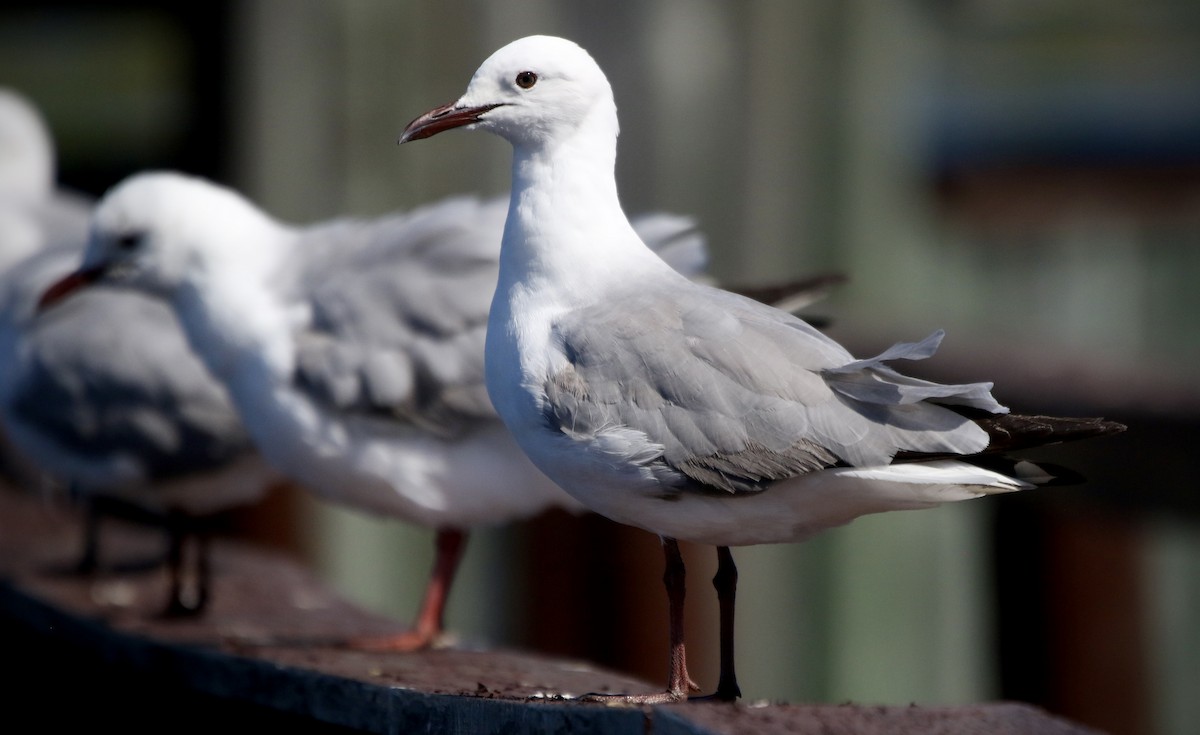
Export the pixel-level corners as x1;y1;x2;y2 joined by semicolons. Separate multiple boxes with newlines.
0;245;280;612
0;87;86;482
399;35;1126;701
39;171;739;651
0;89;279;616
0;87;91;272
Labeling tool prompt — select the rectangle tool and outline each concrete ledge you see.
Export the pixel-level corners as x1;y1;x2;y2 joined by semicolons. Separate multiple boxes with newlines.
0;488;1101;734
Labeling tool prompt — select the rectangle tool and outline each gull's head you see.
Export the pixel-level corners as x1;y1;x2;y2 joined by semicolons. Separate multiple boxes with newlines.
400;35;617;149
39;171;276;310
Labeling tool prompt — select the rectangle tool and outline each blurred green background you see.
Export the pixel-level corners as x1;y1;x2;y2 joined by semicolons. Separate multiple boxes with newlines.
3;2;1198;734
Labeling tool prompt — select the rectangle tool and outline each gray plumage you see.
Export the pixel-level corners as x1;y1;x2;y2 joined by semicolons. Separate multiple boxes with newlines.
543;281;1004;496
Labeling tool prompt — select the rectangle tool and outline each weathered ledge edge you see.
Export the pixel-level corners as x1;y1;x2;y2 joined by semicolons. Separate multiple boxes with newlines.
0;489;1102;735
2;582;652;734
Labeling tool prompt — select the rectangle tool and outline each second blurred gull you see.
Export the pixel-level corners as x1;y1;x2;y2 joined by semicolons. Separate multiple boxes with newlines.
0;88;281;615
40;171;719;650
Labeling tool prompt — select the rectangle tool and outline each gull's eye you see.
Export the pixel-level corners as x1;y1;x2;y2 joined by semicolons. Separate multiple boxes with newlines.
115;232;143;251
515;71;538;90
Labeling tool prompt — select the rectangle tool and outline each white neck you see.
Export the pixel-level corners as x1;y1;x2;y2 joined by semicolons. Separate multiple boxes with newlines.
497;116;671;304
166;232;297;387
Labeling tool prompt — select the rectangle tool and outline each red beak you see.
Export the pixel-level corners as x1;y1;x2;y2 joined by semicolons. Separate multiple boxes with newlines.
399;101;503;144
37;265;107;312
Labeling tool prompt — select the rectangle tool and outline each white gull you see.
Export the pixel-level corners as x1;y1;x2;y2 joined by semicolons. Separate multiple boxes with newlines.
39;170;729;650
0;89;279;616
399;34;1126;701
0;242;280;612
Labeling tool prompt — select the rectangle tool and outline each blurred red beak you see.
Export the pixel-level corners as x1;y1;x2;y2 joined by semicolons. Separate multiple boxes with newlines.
37;265;107;312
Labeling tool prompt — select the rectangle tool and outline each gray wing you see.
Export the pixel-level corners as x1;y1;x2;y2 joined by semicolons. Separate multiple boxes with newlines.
0;244;255;484
289;197;508;437
544;279;1005;495
289;197;711;437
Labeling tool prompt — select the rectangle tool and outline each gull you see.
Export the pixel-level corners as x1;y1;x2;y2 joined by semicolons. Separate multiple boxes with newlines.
0;88;92;273
0;243;279;614
0;90;280;616
38;170;747;651
399;34;1126;702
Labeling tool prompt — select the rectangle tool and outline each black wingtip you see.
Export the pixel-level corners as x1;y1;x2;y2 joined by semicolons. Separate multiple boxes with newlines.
893;413;1127;468
1091;417;1128;437
975;414;1127;454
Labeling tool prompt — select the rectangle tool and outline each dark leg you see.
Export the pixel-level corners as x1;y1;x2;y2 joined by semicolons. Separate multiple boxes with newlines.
711;546;741;700
162;516;189;617
161;512;208;618
349;527;468;651
194;530;212;613
69;494;172;576
75;495;102;575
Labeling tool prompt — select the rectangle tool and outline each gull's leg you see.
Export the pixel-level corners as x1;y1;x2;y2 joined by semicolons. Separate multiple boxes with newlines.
75;493;102;575
663;536;701;697
161;514;193;617
194;530;212;613
580;536;697;704
350;527;468;651
160;512;210;618
710;545;742;700
69;494;172;576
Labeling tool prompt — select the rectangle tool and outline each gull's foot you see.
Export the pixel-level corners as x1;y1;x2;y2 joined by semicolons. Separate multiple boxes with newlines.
685;676;740;702
685;688;740;703
220;634;367;651
344;629;442;653
577;690;689;706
